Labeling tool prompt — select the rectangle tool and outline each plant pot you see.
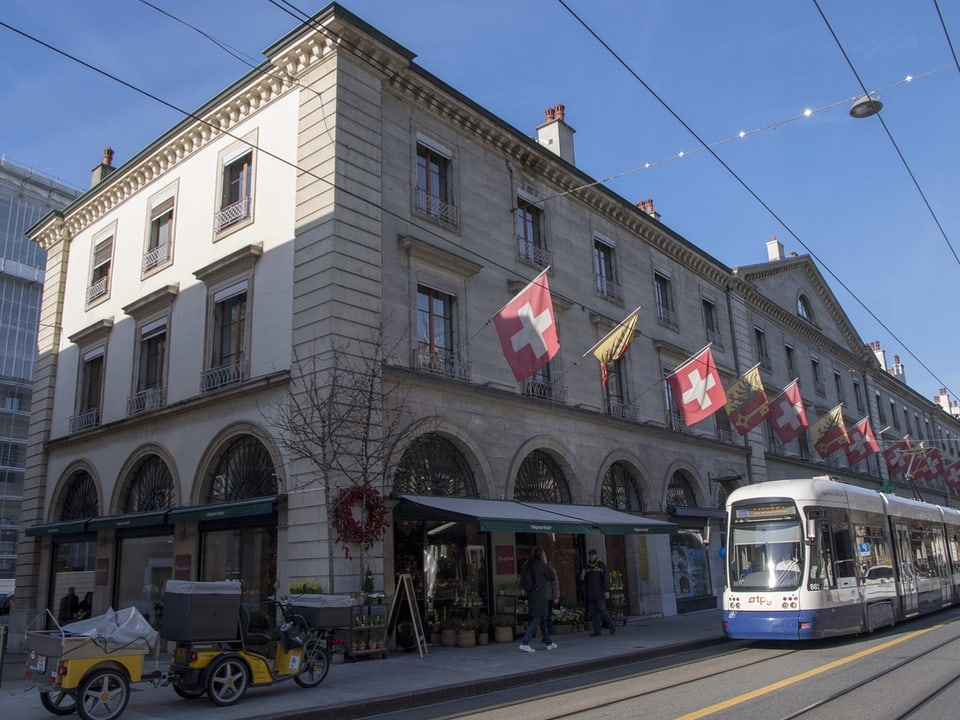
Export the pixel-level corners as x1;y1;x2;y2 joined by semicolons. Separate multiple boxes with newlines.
440;628;457;647
476;632;489;646
493;626;513;643
554;624;571;634
456;629;476;648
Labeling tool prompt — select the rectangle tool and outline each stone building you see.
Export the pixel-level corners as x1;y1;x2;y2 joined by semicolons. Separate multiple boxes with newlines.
11;3;959;646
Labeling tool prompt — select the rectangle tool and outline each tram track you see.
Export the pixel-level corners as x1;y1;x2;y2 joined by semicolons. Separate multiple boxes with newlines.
777;627;960;720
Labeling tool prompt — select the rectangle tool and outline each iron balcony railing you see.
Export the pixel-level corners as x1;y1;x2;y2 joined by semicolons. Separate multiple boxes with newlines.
607;399;644;422
200;361;246;392
69;408;101;433
595;275;623;303
86;277;108;303
127;387;164;415
413;347;472;382
517;239;552;268
521;378;568;403
142;243;169;272
214;195;252;232
415;188;459;229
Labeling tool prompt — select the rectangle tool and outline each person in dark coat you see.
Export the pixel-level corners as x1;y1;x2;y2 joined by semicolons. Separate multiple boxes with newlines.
581;549;617;636
519;547;558;652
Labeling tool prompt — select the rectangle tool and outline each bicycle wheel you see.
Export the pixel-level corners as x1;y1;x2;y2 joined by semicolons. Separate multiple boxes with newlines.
40;689;77;715
294;639;329;687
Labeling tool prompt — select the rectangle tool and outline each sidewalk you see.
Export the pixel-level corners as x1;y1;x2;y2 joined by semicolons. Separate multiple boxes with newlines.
1;610;725;720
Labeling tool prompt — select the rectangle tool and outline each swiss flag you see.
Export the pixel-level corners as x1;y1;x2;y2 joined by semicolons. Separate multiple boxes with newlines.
882;435;911;477
767;380;808;444
913;447;943;486
844;417;881;466
945;460;960;492
665;346;725;427
493;271;560;382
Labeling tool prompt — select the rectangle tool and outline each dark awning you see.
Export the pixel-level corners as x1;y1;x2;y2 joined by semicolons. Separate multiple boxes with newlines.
396;495;592;534
396;495;678;535
87;510;169;531
525;502;678;535
25;519;90;537
667;505;726;520
167;495;284;523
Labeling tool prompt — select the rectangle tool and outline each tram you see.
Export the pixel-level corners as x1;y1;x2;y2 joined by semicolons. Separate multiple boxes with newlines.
722;476;960;640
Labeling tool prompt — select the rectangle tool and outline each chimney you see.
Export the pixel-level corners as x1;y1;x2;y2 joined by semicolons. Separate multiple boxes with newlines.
888;354;906;383
635;198;661;221
766;235;784;261
91;147;115;187
536;104;576;165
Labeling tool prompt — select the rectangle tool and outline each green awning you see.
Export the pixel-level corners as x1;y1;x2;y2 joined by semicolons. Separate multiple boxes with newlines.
396;495;593;534
87;510;169;531
25;519;89;537
525;502;678;535
167;495;284;523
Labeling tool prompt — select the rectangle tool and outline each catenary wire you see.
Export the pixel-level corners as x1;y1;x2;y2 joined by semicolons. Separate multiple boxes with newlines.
812;0;960;270
934;0;960;75
553;0;958;403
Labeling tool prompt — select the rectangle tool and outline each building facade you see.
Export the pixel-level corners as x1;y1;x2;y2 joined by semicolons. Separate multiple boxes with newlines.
11;4;960;646
0;157;79;593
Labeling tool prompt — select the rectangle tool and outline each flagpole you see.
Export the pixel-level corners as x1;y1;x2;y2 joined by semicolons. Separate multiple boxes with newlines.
581;304;642;358
667;342;713;376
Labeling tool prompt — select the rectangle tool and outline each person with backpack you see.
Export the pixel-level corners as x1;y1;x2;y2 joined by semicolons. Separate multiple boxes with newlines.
581;548;617;636
518;547;557;653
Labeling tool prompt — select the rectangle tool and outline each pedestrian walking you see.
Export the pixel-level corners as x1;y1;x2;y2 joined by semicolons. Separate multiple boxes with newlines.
543;555;560;644
581;549;616;636
518;547;558;653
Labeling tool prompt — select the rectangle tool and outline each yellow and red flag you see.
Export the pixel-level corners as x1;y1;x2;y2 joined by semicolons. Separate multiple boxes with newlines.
724;364;768;435
811;404;850;459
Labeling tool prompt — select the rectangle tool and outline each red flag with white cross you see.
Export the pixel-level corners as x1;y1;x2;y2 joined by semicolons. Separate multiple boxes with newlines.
882;435;911;477
766;379;808;444
945;460;960;492
493;270;560;382
665;346;725;426
844;417;881;466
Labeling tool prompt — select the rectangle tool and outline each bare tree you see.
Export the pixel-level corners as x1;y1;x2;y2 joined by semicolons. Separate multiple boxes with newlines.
263;326;434;593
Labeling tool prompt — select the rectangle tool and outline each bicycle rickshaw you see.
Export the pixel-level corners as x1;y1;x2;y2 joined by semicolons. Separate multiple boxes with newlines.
25;580;332;720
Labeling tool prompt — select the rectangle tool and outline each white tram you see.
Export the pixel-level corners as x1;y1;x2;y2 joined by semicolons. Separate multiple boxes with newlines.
722;476;960;640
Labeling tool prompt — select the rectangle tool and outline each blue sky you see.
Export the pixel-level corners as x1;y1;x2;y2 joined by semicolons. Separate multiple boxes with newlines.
2;0;958;407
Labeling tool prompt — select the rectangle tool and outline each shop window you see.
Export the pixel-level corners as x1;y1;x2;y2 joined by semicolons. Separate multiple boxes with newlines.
670;532;710;601
116;534;173;630
201;525;276;607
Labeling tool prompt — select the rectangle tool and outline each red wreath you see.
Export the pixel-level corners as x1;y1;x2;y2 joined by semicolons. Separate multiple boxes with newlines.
332;485;389;557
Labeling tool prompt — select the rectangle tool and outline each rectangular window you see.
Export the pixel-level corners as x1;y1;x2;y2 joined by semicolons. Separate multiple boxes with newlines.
654;272;676;328
144;197;174;272
834;371;845;402
892;400;900;430
522;359;566;402
785;344;797;379
876;392;886;423
754;327;769;368
202;282;247;391
903;408;912;436
129;319;167;414
88;235;113;303
663;370;684;431
702;298;721;346
414;285;469;380
593;240;622;301
516;198;549;267
811;358;825;396
71;346;104;432
415;141;458;228
215;150;253;231
853;381;864;413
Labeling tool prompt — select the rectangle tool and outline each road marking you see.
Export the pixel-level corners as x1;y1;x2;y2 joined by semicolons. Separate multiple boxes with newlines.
673;625;939;720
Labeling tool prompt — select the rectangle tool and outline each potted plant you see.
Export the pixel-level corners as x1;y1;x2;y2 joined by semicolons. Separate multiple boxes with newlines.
440;617;459;647
476;615;489;646
330;636;346;663
457;617;477;647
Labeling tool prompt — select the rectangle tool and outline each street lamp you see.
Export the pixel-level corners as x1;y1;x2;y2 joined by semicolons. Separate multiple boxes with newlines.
849;94;882;119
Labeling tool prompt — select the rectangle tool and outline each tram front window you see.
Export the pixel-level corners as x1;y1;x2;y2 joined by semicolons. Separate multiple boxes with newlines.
729;526;803;590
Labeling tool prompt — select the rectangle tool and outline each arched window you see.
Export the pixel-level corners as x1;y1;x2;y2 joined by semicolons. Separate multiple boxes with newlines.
393;433;477;497
120;455;174;512
60;470;99;520
514;450;571;503
667;471;697;509
206;435;277;502
797;294;814;322
601;462;643;512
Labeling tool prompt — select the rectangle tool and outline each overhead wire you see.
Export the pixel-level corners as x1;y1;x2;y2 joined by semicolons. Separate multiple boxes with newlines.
933;0;960;75
553;0;958;403
812;0;960;270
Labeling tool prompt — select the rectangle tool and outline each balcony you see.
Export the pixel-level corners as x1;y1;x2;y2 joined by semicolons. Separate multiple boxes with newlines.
595;276;623;303
657;306;678;331
667;409;685;432
142;243;170;272
86;277;108;303
521;378;568;403
705;328;723;351
214;196;252;232
69;408;101;433
127;387;165;415
415;189;459;229
607;399;643;422
517;239;552;269
413;347;472;382
200;362;246;392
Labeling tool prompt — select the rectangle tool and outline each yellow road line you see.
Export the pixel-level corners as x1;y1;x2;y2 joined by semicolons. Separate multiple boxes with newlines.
673;625;939;720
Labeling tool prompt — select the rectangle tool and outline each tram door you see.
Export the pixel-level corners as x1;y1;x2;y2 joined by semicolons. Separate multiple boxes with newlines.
894;523;918;615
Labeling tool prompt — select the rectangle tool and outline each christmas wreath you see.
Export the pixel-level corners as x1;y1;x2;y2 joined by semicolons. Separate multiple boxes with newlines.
332;485;389;557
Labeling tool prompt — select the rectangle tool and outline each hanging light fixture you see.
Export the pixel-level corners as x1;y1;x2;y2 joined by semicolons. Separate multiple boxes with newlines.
849;93;883;118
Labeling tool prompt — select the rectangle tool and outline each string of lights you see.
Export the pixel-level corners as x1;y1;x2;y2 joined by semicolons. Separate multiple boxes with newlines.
554;0;959;403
